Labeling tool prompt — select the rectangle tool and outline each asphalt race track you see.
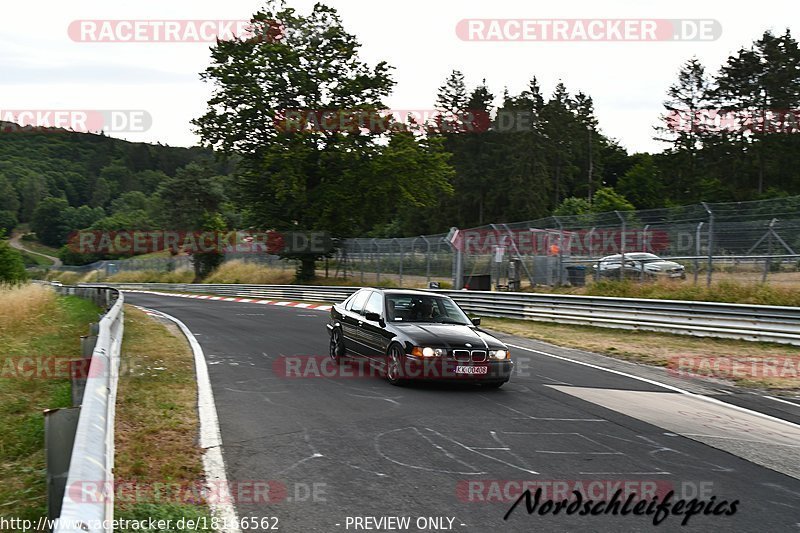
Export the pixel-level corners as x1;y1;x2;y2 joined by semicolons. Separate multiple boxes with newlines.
124;292;800;533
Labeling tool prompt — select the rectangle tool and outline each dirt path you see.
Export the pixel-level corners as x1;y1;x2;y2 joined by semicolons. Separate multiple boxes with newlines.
9;231;62;267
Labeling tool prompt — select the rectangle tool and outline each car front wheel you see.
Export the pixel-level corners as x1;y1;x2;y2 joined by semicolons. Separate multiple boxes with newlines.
329;328;345;363
386;344;406;386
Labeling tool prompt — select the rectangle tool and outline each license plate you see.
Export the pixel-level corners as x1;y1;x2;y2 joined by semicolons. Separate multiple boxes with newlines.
455;365;488;375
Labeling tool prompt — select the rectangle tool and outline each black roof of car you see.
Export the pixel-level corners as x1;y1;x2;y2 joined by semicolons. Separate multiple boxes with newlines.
356;288;445;297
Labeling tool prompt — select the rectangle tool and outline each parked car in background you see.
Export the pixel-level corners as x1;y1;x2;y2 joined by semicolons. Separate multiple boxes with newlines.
594;252;686;279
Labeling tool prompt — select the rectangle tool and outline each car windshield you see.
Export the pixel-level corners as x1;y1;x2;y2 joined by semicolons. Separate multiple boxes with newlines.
384;293;472;325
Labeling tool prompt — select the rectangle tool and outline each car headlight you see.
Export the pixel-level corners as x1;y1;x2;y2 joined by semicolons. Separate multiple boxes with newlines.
490;349;509;360
411;347;445;357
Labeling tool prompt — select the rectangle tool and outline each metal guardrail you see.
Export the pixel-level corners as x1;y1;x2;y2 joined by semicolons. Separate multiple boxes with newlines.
53;285;124;533
102;282;800;346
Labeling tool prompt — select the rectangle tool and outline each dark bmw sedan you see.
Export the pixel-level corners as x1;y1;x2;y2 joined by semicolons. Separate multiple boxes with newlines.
326;288;513;387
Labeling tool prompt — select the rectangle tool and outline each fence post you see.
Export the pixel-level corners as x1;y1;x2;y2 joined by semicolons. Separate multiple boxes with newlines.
372;238;381;284
615;211;627;282
421;236;431;285
763;218;777;283
702;202;714;287
356;241;364;284
394;238;403;287
553;217;564;285
448;227;465;289
694;221;704;285
640;224;650;282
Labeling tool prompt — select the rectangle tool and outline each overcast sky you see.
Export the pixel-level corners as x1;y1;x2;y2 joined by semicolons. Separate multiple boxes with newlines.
2;0;796;153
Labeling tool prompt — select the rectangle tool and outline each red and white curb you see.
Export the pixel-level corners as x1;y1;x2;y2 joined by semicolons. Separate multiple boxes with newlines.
122;289;332;311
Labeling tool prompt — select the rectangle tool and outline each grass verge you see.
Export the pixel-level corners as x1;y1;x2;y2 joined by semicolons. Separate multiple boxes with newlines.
526;279;800;307
114;305;210;528
0;284;100;524
18;240;60;259
482;317;800;391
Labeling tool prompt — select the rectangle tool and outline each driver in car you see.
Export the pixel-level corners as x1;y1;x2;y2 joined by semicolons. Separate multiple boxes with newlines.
413;298;438;321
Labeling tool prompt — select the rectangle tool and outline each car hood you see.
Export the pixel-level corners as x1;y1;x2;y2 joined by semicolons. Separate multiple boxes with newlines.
393;323;504;349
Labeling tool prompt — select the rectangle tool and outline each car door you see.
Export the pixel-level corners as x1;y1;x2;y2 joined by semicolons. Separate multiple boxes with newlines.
359;291;388;359
341;289;370;353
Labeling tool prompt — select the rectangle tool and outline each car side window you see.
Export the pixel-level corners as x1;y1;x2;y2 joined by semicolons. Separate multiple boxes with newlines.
349;290;371;315
363;292;384;317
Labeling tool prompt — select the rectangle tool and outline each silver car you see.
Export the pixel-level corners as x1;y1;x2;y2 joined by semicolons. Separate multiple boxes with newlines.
595;252;686;279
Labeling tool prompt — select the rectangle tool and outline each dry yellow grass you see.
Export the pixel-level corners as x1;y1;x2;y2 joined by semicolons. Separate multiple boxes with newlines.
0;283;57;332
106;269;196;284
526;278;800;307
0;289;100;522
203;259;294;284
44;270;83;285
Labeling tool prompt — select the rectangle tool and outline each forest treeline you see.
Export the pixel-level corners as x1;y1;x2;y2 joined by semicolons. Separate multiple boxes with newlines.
0;12;798;272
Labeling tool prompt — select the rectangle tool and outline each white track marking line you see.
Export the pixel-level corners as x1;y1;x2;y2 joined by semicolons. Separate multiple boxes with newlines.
766;395;800;408
138;306;241;533
507;343;800;431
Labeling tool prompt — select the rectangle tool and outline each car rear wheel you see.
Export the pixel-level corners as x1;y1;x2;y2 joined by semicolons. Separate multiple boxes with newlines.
386;344;406;386
329;328;345;363
482;381;505;389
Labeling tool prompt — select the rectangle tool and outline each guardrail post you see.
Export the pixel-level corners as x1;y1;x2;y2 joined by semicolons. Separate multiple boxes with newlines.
74;327;98;406
45;407;80;522
702;202;714;287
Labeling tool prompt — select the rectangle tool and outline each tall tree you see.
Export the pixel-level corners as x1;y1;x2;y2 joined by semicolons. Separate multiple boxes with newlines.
656;57;711;202
0;173;20;215
193;2;451;280
0;232;26;283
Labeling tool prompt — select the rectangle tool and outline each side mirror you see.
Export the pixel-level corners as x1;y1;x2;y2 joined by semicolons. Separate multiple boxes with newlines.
365;312;384;326
471;317;481;326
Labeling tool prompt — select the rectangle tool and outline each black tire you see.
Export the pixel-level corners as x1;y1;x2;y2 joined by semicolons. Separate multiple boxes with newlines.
482;381;505;389
329;328;345;363
386;344;407;386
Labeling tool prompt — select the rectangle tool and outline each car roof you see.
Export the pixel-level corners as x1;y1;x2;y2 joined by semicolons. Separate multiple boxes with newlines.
354;288;443;297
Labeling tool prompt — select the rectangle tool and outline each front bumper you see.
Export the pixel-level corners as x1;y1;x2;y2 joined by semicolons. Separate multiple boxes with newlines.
397;356;513;383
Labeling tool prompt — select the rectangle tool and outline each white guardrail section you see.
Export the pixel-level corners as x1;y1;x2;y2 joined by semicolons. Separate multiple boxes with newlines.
100;283;800;346
55;286;124;533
